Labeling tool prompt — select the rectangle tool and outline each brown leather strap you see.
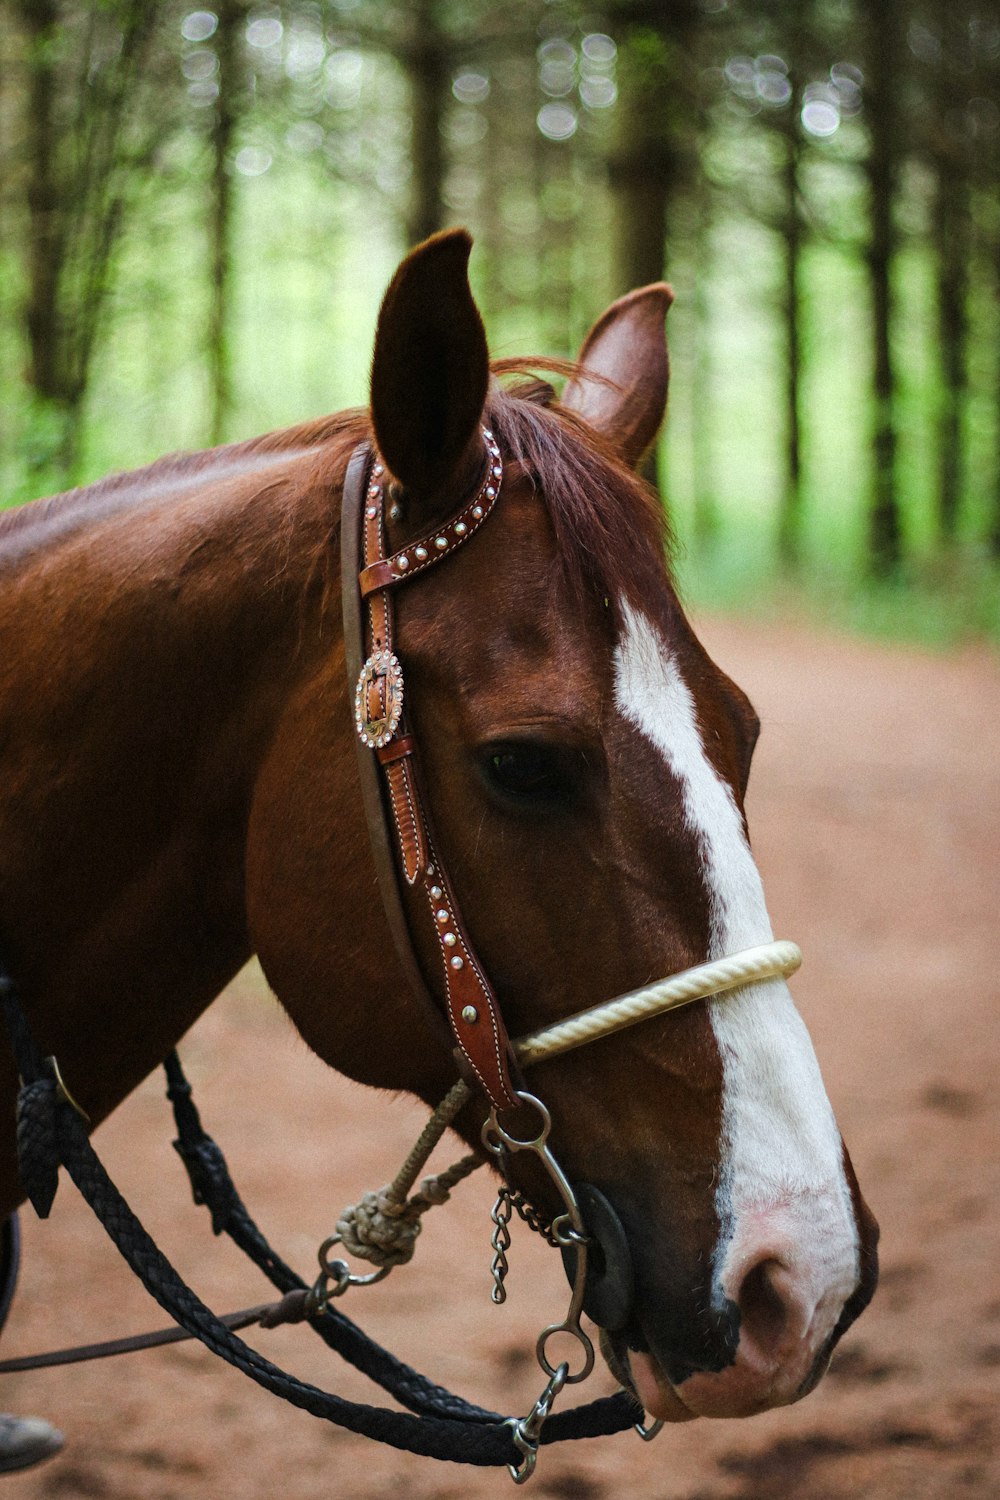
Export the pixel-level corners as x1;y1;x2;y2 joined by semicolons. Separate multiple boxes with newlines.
0;1300;284;1374
378;748;427;887
357;444;503;597
341;445;453;1056
342;435;519;1110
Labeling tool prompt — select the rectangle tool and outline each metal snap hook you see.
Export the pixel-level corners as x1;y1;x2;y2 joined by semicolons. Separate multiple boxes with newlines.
506;1360;568;1484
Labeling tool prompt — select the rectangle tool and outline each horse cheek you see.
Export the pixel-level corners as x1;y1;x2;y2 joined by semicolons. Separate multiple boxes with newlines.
244;670;451;1102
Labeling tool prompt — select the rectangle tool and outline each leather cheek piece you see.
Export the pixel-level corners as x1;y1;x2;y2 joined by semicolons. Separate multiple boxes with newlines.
351;435;520;1113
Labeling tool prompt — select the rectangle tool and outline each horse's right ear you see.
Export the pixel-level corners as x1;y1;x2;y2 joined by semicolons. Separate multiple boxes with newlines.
562;283;674;469
370;230;489;502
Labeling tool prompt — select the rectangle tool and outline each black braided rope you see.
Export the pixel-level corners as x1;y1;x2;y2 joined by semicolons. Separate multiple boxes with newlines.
4;973;639;1465
163;1051;505;1425
163;1053;640;1444
50;1096;524;1466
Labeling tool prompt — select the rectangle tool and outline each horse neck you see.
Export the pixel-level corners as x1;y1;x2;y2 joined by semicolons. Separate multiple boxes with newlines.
0;445;349;1178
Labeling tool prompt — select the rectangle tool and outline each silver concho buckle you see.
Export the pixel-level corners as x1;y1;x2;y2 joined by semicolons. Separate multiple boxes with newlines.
355;650;404;749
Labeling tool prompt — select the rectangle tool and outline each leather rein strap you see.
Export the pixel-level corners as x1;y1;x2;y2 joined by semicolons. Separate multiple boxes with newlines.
340;433;519;1111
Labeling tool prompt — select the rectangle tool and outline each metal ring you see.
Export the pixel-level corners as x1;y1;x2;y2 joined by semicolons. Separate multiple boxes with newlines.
536;1319;595;1384
316;1235;392;1290
635;1417;665;1442
486;1092;552;1152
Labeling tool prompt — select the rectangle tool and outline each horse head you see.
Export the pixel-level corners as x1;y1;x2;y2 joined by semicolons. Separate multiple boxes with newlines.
247;230;878;1426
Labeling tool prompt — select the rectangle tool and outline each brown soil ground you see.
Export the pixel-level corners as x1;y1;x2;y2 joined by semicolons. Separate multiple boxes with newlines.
2;614;998;1500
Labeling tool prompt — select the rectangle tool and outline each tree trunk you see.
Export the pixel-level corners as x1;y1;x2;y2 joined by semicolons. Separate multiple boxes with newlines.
19;0;67;420
15;0;162;477
992;226;1000;559
865;0;904;573
208;0;242;445
690;182;718;551
607;28;673;296
606;8;700;492
777;115;803;568
404;0;448;248
933;145;969;543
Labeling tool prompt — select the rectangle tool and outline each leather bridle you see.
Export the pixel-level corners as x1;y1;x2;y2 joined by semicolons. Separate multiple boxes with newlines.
341;430;521;1110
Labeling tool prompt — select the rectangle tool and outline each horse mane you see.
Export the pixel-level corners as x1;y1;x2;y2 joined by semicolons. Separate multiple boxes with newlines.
2;366;671;618
0;412;369;552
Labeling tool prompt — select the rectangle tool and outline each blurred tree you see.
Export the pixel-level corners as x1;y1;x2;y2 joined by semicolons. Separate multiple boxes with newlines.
863;0;905;573
602;1;703;491
344;0;535;251
930;45;971;545
604;2;702;296
403;0;450;245
207;0;249;444
914;2;1000;551
10;0;166;476
706;3;853;568
0;0;993;619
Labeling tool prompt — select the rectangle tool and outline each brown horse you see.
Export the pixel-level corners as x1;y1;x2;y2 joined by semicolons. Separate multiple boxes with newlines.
0;230;877;1427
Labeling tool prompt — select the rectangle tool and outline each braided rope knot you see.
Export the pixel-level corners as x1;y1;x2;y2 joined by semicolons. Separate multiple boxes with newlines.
334;1154;481;1270
335;1188;424;1268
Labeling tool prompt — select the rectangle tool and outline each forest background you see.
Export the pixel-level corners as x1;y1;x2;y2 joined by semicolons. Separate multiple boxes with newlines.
1;0;999;644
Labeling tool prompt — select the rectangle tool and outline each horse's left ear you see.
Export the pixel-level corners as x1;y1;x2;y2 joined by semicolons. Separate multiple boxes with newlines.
370;229;489;503
562;284;674;469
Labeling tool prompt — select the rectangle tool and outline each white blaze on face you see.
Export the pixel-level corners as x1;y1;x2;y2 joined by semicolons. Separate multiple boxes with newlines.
613;603;858;1315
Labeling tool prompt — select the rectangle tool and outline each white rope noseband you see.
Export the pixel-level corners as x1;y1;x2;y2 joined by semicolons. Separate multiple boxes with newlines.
513;940;802;1067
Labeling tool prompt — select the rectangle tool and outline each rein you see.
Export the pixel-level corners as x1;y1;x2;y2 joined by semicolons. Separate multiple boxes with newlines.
0;436;803;1483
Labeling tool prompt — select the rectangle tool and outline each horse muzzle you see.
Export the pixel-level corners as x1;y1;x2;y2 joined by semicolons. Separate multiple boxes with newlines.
566;1176;879;1424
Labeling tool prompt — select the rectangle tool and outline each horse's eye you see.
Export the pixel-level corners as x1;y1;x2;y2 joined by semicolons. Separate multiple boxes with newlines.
484;744;576;808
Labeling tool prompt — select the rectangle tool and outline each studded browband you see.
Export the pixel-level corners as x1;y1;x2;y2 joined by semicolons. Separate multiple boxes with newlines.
341;430;520;1111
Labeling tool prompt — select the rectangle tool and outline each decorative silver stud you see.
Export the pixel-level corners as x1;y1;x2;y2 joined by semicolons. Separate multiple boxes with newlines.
373;463;384;476
485;486;495;499
435;536;448;550
366;506;377;518
451;956;465;971
430;884;442;900
436;909;448;924
472;506;483;519
415;545;428;561
443;932;457;947
461;1004;478;1023
454;521;467;536
396;554;409;571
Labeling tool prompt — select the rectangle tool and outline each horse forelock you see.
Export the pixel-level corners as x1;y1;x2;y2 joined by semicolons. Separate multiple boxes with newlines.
484;371;673;625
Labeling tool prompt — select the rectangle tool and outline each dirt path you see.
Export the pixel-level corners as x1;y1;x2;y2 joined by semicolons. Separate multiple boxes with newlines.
2;615;998;1500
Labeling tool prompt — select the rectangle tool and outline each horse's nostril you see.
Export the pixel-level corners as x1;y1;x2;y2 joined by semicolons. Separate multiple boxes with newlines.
734;1258;806;1362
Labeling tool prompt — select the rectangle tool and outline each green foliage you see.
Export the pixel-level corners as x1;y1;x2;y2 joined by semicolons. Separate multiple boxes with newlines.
1;0;998;646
